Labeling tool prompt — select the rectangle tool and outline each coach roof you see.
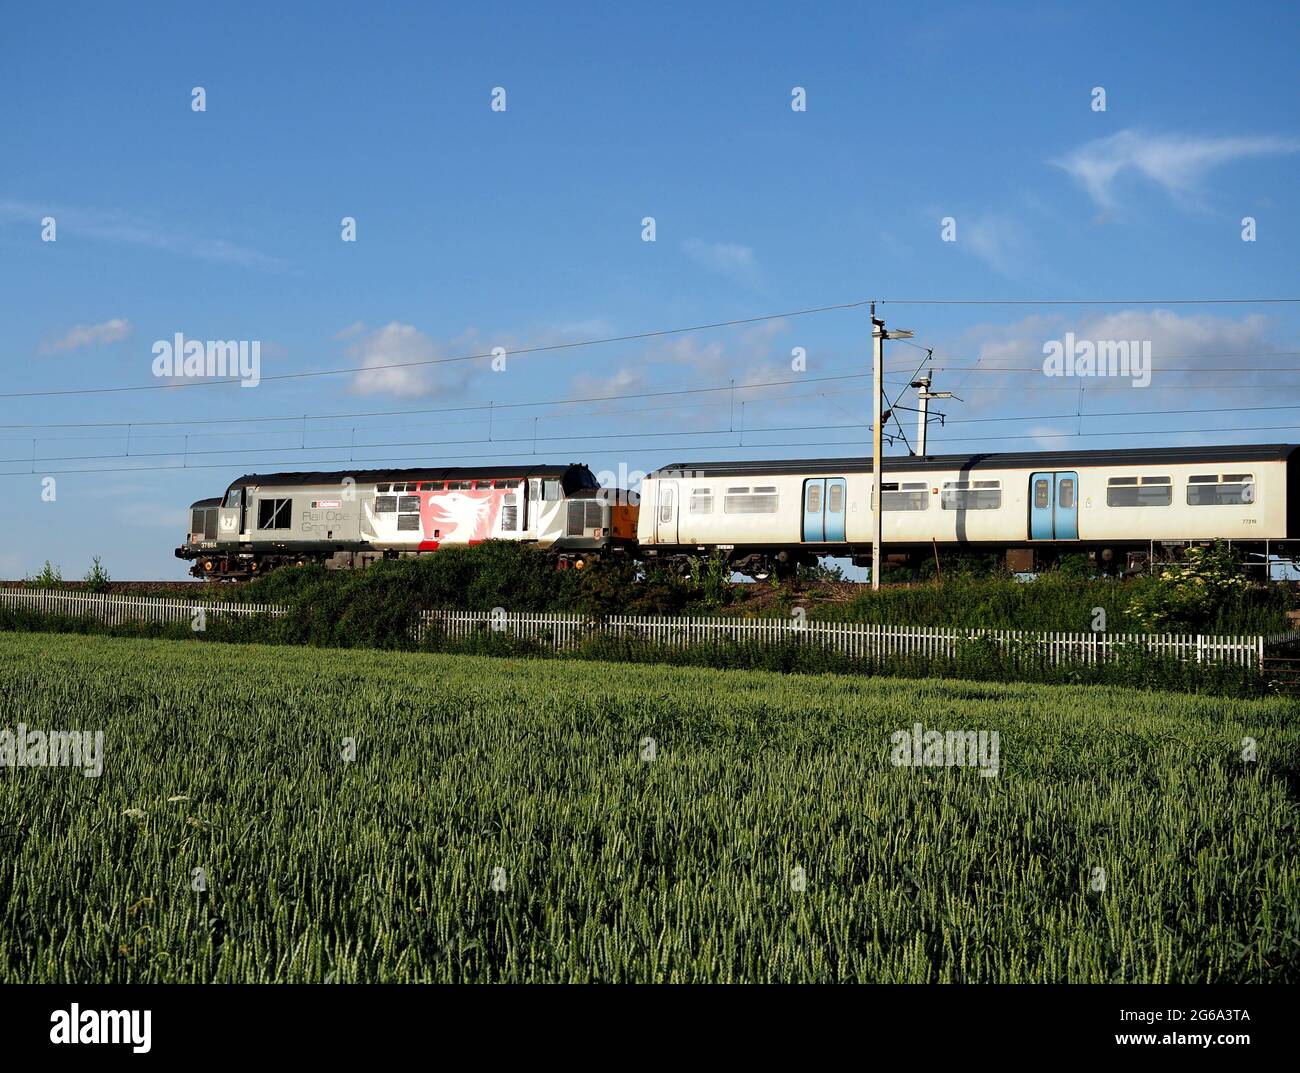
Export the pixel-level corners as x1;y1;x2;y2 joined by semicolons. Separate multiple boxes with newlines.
647;444;1298;479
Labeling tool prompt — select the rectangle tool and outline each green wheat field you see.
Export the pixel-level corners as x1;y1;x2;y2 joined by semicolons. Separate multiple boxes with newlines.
0;630;1296;983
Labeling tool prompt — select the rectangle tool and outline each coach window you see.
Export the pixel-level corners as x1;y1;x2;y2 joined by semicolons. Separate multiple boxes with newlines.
805;483;821;514
1187;474;1255;506
502;491;518;531
880;481;929;511
257;498;292;529
543;479;563;501
827;482;844;514
398;496;419;514
941;481;1001;510
1106;476;1172;507
690;488;713;514
1058;478;1075;509
1034;479;1049;509
375;496;397;514
724;485;779;514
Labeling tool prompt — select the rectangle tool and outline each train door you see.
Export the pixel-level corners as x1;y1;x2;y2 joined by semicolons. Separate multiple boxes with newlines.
655;480;679;544
1029;471;1079;540
802;477;846;541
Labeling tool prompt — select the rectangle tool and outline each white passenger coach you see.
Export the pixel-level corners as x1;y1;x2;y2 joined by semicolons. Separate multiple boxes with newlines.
637;444;1299;576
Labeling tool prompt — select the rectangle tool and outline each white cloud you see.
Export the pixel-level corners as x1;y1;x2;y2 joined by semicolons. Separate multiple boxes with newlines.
346;322;474;398
560;318;800;429
568;365;648;400
39;317;132;355
682;238;761;288
1051;130;1300;209
943;309;1288;431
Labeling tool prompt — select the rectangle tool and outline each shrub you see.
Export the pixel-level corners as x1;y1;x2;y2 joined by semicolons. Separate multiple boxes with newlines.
1127;542;1251;632
83;556;112;594
25;561;63;589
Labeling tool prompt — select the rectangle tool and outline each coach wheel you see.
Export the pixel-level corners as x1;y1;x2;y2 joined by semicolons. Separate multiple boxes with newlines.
574;559;586;570
202;560;214;573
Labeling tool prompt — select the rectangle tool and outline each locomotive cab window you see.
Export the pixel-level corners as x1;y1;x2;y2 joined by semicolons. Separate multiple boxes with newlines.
1187;474;1255;506
941;481;1001;510
1106;475;1172;507
257;498;292;530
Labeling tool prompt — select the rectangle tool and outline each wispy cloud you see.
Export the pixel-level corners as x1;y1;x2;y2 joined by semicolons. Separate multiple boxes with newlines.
0;198;286;270
39;317;132;355
961;212;1037;278
682;238;762;288
1051;130;1300;209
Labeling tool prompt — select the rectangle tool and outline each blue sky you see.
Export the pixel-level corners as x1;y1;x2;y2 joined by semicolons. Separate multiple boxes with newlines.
1;1;1297;579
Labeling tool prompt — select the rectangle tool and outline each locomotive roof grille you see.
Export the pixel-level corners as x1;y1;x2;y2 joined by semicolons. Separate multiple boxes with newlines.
226;464;592;492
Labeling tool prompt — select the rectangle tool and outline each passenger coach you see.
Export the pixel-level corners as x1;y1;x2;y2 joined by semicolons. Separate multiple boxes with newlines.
637;445;1299;577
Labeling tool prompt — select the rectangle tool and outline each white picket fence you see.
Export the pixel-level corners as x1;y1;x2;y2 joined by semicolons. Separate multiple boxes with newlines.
0;589;1265;669
416;609;1265;669
0;588;285;626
